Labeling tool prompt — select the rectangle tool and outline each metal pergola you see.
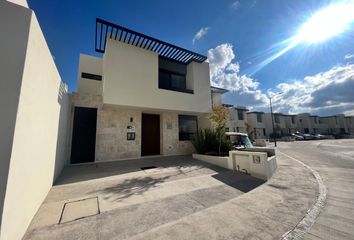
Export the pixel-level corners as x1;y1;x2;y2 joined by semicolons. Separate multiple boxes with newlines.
95;18;207;65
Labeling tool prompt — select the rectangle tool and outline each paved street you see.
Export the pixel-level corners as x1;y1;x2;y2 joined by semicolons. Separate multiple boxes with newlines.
278;139;354;240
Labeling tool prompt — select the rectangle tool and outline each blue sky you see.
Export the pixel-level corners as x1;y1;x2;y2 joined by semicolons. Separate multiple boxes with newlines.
28;0;354;116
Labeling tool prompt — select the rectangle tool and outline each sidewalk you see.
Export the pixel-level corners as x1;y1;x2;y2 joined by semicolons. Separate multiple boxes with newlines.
24;154;318;240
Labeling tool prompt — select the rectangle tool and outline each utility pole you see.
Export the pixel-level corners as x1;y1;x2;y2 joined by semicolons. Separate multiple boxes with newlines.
269;97;277;147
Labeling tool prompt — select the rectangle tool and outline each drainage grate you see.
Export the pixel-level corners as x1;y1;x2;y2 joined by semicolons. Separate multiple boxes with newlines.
141;166;157;171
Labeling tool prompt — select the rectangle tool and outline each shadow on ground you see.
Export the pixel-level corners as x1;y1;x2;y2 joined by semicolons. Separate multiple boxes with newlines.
55;155;222;185
212;171;265;193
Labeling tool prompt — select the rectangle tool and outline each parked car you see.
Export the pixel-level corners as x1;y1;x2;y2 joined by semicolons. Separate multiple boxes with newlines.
291;133;304;141
225;132;253;149
302;133;315;140
312;134;326;139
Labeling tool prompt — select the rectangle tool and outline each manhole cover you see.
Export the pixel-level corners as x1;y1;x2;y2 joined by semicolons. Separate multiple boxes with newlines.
59;197;99;224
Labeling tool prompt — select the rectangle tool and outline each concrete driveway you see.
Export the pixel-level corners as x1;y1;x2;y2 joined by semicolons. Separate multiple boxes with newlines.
24;155;265;239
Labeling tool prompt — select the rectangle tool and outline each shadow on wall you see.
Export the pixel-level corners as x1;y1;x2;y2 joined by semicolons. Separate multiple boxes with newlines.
53;81;71;183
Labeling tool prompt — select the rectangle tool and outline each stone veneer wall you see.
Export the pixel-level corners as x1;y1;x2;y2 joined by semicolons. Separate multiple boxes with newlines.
161;112;195;156
71;93;195;162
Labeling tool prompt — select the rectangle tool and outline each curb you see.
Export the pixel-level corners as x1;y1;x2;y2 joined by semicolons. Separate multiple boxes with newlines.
278;151;327;240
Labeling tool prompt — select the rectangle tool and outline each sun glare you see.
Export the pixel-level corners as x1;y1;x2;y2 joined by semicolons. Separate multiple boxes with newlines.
296;1;354;43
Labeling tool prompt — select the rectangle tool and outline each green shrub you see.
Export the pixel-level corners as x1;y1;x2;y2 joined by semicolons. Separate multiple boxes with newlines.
192;128;232;156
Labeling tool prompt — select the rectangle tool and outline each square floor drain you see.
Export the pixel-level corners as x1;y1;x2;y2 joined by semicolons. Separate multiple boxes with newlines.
59;197;99;224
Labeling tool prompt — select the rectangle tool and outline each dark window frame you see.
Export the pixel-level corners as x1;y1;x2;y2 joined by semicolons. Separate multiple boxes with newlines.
159;69;193;94
257;113;262;123
274;114;280;123
178;115;198;141
237;110;244;121
81;72;102;81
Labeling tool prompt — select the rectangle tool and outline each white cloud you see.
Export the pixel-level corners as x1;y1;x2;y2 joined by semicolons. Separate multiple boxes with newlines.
207;43;354;116
269;64;354;115
192;27;209;44
345;53;354;60
207;43;268;108
231;1;240;9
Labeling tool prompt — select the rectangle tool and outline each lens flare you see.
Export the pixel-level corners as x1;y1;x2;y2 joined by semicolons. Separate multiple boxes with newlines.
246;1;354;76
295;1;354;43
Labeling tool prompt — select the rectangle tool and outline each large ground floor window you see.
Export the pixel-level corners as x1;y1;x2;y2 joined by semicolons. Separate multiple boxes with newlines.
178;115;198;141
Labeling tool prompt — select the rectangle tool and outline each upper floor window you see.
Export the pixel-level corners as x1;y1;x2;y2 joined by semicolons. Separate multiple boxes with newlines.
178;115;198;141
158;57;193;94
257;113;262;123
291;116;295;124
237;110;244;121
81;72;102;81
274;114;280;123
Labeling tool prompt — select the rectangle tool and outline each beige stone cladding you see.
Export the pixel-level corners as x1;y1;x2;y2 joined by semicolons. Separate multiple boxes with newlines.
71;93;196;161
161;112;195;156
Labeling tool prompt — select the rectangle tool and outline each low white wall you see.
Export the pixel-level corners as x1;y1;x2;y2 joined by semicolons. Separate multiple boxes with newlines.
192;154;231;169
0;3;71;239
230;150;277;180
192;149;277;181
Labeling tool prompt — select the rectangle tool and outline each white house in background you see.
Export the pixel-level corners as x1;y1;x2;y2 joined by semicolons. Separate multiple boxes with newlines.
319;114;348;135
223;104;249;133
246;112;267;139
265;112;286;137
70;19;216;163
345;116;354;135
283;114;298;134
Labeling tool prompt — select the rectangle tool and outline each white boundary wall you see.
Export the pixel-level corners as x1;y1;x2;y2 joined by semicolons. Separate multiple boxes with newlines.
0;2;71;239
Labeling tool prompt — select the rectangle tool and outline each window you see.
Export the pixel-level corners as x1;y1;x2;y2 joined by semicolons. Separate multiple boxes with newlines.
274;114;280;123
81;72;102;81
159;69;192;94
263;128;266;136
291;116;295;124
178;115;198;141
257;113;262;123
237;110;244;120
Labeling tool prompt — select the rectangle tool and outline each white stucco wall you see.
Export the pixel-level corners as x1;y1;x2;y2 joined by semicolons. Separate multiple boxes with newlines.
77;54;103;95
0;2;32;236
0;3;70;239
102;39;211;113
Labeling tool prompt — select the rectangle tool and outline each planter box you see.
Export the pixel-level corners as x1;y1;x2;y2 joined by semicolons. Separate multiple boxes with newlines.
193;147;277;181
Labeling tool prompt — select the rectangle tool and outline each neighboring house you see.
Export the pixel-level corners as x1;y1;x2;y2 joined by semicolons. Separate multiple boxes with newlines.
247;112;267;139
70;19;213;163
297;113;313;134
283;114;298;134
345;116;354;135
223;104;248;133
211;86;228;107
320;114;348;135
265;113;286;137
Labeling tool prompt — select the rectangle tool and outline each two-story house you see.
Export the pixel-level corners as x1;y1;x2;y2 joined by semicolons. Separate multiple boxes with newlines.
70;19;214;163
246;112;267;139
223;104;249;133
320;114;348;135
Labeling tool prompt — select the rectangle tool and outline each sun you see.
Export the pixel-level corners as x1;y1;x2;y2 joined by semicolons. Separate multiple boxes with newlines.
295;1;354;43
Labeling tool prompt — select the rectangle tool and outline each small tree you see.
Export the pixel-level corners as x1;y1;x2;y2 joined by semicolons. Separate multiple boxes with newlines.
207;105;229;156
